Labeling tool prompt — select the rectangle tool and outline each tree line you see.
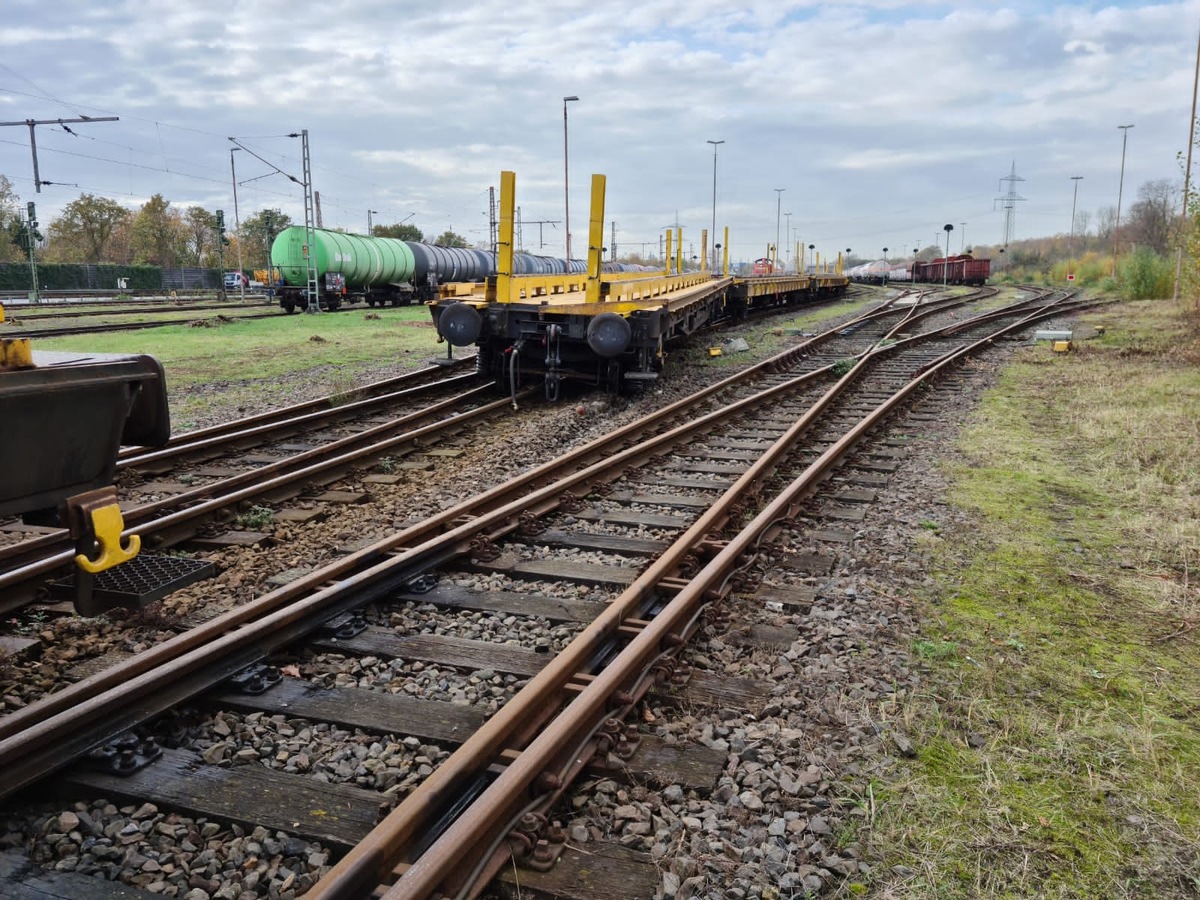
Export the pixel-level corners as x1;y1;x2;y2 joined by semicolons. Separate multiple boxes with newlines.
0;177;471;271
0;174;1182;281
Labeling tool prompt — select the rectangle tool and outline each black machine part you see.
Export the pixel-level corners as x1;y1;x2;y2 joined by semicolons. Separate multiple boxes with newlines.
0;351;170;520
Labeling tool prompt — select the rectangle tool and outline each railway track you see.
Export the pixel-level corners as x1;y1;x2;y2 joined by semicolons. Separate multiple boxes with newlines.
1;299;272;322
0;289;1100;899
0;357;501;611
0;310;284;339
0;291;985;608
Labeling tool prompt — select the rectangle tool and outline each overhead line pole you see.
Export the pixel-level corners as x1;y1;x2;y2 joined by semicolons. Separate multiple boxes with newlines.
1113;124;1134;276
0;117;120;192
1173;22;1200;308
230;148;246;303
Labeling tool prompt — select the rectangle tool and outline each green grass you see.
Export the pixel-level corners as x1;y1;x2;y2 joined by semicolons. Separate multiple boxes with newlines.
34;305;444;430
868;301;1200;898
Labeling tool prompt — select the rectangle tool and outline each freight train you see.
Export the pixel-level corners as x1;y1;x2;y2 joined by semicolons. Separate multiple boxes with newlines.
912;254;990;286
847;254;990;287
268;226;651;312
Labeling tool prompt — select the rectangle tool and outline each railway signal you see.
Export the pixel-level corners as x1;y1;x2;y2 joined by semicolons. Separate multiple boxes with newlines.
216;210;228;295
16;202;42;303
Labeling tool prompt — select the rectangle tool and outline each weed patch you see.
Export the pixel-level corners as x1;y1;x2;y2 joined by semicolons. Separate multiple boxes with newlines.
869;301;1200;898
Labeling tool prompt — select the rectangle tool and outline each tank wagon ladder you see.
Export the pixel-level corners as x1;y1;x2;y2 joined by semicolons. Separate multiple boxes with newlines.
300;129;321;313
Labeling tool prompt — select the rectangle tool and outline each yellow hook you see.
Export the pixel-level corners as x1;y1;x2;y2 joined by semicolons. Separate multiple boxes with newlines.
75;503;140;574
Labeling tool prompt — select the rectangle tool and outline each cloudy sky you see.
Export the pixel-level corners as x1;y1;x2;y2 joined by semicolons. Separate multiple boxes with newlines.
1;0;1197;266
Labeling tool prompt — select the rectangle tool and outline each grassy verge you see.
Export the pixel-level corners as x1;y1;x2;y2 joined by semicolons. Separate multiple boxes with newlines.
869;300;1200;898
35;305;444;429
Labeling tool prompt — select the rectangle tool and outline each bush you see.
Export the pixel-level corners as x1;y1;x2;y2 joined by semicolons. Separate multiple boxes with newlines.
1118;249;1173;301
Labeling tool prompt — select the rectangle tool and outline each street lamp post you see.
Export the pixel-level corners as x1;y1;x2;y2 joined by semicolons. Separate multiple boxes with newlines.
774;188;785;270
563;95;580;265
229;147;245;302
882;247;888;284
807;244;814;274
784;212;792;267
706;139;724;272
1113;124;1133;274
942;224;954;288
960;222;966;253
1068;176;1083;282
367;209;379;235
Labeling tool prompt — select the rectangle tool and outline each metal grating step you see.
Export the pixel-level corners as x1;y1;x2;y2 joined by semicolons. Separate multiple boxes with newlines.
51;554;215;608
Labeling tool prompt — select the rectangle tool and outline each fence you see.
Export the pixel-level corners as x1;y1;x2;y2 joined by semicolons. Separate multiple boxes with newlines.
0;263;223;292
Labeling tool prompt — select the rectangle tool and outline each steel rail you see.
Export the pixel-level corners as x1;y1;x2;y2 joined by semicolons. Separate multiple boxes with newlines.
116;371;482;470
4;300;274;321
116;357;475;459
2;311;283;339
0;355;836;796
0;349;838;750
314;344;923;899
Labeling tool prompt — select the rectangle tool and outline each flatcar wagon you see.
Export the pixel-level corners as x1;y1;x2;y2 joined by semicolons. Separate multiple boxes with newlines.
430;171;849;399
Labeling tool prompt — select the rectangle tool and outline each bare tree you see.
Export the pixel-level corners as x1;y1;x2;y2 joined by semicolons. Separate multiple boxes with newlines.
1094;205;1117;241
1123;179;1178;255
182;207;217;266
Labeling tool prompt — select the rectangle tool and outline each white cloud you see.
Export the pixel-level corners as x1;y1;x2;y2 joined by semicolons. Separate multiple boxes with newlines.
0;0;1196;255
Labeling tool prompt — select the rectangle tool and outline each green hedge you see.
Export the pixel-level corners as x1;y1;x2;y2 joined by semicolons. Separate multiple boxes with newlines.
0;263;163;291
